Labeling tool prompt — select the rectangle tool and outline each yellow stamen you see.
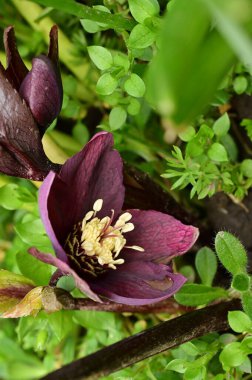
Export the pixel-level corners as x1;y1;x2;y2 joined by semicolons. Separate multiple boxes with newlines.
77;200;144;271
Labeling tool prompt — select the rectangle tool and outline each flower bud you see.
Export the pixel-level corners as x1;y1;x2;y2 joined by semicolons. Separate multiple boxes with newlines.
19;54;63;129
0;25;62;180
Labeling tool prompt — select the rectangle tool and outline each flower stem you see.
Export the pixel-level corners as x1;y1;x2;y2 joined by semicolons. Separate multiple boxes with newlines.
40;299;241;380
53;289;191;314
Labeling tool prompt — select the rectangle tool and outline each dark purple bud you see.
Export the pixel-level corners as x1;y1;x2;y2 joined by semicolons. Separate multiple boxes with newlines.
0;26;62;181
0;66;60;180
19;55;63;131
19;26;63;131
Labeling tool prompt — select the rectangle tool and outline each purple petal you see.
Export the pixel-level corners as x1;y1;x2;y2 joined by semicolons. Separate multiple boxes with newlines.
4;26;28;90
90;261;186;305
19;55;63;131
123;210;199;262
28;247;102;303
39;171;72;261
59;132;125;223
0;70;59;180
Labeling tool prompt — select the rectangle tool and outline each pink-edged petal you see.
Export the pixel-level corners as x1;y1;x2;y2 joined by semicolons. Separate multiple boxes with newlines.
59;132;125;222
123;210;199;262
28;248;102;303
90;261;186;305
39;133;124;259
39;171;71;261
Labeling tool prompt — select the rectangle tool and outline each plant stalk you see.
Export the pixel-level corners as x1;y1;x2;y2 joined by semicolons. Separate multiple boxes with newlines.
40;299;241;380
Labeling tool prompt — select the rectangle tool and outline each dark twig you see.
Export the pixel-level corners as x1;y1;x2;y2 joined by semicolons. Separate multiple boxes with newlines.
40;299;241;380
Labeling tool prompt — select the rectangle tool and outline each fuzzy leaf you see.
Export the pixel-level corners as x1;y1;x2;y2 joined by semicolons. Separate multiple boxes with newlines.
215;232;248;275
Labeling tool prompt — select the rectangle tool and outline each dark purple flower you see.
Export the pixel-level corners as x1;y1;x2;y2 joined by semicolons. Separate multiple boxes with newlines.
29;132;199;305
0;25;62;180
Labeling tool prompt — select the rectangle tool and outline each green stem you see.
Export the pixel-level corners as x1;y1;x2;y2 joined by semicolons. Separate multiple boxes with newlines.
28;0;136;31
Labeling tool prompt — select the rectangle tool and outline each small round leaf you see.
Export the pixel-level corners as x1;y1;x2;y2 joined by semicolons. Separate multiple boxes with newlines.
88;46;113;70
109;106;127;130
96;73;118;96
124;73;146;97
207;143;228;162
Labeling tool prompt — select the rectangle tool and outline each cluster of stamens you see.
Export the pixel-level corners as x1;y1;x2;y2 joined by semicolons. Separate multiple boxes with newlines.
65;199;144;277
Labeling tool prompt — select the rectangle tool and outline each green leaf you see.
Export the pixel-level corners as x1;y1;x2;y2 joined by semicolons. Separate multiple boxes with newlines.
128;24;156;49
228;311;252;333
215;231;248;275
128;0;160;23
47;311;74;341
73;311;116;331
96;73;118;95
15;218;50;248
166;359;186;373
181;342;199;356
242;292;252;320
238;356;252;374
180;265;195;283
72;122;89;146
16;251;52;286
241;336;252;352
87;46;113;70
127;98;141;115
220;342;247;370
109;106;127;130
0;184;35;210
184;366;206;380
195;247;217;286
178;126;196;142
57;276;75;292
113;52;130;72
80;5;111;33
234;76;248;94
231;273;250;292
213;113;230;137
174;284;228;306
124;73;146;97
221;134;238;162
207;143;228;162
241;159;252;178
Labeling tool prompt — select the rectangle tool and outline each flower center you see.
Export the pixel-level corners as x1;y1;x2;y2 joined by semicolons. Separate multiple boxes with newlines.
65;199;144;277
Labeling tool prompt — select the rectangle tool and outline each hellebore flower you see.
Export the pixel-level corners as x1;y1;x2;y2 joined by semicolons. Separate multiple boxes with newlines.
29;132;199;305
0;25;62;180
